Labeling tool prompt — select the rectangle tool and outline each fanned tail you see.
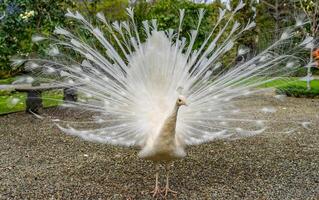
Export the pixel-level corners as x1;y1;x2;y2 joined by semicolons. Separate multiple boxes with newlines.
17;2;315;146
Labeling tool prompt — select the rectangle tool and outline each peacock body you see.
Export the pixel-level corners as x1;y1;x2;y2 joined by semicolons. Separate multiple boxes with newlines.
138;96;187;162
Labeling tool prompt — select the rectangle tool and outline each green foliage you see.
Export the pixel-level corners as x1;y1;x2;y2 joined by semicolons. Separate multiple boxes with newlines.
0;0;131;78
134;0;227;49
73;0;129;21
297;0;319;37
0;0;312;79
134;0;244;66
274;78;319;98
0;77;16;84
96;0;129;20
276;84;319;98
230;0;258;49
0;0;74;77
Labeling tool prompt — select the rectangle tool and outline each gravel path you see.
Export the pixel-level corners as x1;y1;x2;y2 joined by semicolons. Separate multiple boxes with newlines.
0;95;318;199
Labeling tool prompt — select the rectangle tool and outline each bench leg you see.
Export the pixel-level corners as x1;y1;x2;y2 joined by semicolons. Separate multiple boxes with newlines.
63;88;77;102
26;90;43;114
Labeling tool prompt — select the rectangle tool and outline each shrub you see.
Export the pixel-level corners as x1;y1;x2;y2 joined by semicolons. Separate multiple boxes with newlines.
276;85;319;98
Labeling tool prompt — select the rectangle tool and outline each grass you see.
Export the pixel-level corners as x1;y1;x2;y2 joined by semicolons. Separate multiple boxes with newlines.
259;78;319;98
260;77;319;88
0;77;64;114
0;77;16;84
0;90;63;115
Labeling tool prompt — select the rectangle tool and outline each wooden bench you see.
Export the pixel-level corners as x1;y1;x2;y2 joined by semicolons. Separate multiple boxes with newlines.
1;83;80;114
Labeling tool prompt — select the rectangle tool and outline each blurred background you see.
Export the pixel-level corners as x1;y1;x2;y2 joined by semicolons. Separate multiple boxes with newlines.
0;0;318;78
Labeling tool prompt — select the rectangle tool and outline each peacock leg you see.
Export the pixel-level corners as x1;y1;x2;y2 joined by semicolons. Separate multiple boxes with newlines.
150;164;161;197
162;163;177;197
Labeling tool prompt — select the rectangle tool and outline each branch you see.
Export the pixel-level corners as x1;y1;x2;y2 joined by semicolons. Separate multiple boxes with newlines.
299;0;311;21
260;0;276;10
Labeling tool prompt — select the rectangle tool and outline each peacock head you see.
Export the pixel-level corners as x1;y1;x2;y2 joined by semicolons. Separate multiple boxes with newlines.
176;95;188;107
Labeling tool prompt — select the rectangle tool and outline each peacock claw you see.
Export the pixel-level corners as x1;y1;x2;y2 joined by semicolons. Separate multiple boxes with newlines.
161;187;177;197
150;186;162;198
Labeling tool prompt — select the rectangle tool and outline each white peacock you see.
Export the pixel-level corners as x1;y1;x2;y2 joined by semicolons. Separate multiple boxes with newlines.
18;1;313;198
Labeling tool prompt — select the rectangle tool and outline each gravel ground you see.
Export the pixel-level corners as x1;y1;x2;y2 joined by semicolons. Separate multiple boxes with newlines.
0;95;318;200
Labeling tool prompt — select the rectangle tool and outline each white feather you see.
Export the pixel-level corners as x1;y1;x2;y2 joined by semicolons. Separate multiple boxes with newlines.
29;5;302;152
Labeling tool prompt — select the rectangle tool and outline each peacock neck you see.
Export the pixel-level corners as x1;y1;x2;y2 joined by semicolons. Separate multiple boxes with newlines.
157;103;180;141
167;104;180;127
171;104;180;122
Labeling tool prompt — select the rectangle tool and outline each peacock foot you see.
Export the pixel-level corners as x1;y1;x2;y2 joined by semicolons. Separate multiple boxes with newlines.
161;186;177;197
150;186;162;198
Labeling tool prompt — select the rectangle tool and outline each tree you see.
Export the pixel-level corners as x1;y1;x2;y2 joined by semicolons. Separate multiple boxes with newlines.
0;0;129;78
259;0;295;39
229;0;259;53
74;0;129;21
0;0;74;78
134;0;222;49
296;0;319;90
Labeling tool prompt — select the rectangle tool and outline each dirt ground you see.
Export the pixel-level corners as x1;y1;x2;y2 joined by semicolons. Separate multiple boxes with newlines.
0;94;318;200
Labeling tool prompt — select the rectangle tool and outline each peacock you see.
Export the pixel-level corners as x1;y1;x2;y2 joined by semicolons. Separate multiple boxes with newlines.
17;1;314;197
